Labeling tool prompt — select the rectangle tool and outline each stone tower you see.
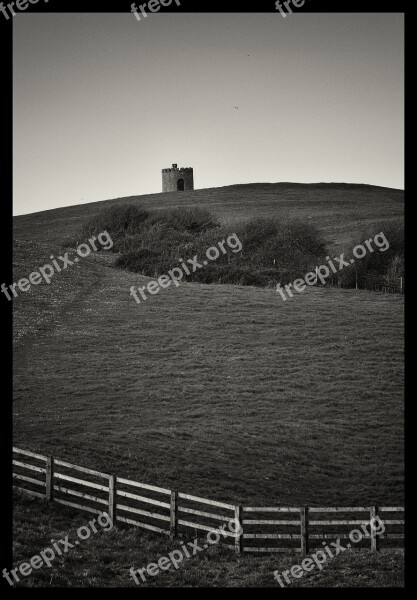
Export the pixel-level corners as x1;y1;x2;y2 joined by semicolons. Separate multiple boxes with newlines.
162;164;194;192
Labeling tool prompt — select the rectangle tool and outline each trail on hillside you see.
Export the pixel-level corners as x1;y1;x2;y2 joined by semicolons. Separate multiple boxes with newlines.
12;240;111;350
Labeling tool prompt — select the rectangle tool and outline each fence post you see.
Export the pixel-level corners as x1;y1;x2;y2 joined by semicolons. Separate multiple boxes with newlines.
170;490;178;539
300;506;309;555
109;475;117;527
370;505;379;552
45;456;54;501
234;505;243;555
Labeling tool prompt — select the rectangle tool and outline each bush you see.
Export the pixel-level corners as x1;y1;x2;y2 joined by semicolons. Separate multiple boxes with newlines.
329;221;404;290
77;205;330;288
81;204;150;241
116;248;161;276
145;206;219;234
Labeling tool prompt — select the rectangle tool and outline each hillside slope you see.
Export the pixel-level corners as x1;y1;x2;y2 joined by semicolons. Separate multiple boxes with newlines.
13;250;404;507
13;183;404;251
12;182;404;506
12;183;404;587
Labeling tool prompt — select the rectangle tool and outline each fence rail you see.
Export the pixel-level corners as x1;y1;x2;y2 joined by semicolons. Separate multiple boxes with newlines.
326;275;404;294
12;447;404;555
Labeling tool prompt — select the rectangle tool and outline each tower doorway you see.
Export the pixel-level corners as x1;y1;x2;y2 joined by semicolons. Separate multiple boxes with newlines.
177;178;185;191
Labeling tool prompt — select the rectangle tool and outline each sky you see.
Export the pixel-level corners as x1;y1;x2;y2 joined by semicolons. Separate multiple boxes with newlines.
13;12;404;216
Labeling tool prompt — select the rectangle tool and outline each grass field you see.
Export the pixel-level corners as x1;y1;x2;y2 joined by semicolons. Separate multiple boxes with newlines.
13;246;404;506
12;182;404;586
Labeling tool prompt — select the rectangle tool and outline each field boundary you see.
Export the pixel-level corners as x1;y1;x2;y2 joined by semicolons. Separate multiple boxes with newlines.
12;447;404;555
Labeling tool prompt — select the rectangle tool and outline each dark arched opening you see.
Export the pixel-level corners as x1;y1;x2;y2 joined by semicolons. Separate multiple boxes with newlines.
177;178;185;191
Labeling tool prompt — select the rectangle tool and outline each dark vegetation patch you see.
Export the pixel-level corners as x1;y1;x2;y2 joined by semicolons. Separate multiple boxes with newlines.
76;205;404;290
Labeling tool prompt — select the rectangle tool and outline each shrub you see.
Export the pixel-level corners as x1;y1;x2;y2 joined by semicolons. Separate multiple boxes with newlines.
80;204;150;242
145;207;219;233
329;221;404;290
77;206;330;288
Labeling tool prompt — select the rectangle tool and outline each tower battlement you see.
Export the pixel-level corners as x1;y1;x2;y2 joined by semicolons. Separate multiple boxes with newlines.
162;167;193;173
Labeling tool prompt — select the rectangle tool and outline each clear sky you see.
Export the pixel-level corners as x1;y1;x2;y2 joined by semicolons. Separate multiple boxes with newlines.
13;12;404;216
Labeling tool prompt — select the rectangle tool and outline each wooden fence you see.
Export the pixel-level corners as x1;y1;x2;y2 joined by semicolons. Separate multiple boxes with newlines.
326;275;404;294
12;447;404;555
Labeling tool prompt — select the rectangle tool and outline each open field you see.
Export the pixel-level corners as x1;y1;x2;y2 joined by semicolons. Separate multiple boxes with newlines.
12;183;404;586
13;248;404;507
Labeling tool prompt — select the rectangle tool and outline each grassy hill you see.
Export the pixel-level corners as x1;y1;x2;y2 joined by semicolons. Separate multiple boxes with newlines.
12;182;404;587
13;183;404;251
